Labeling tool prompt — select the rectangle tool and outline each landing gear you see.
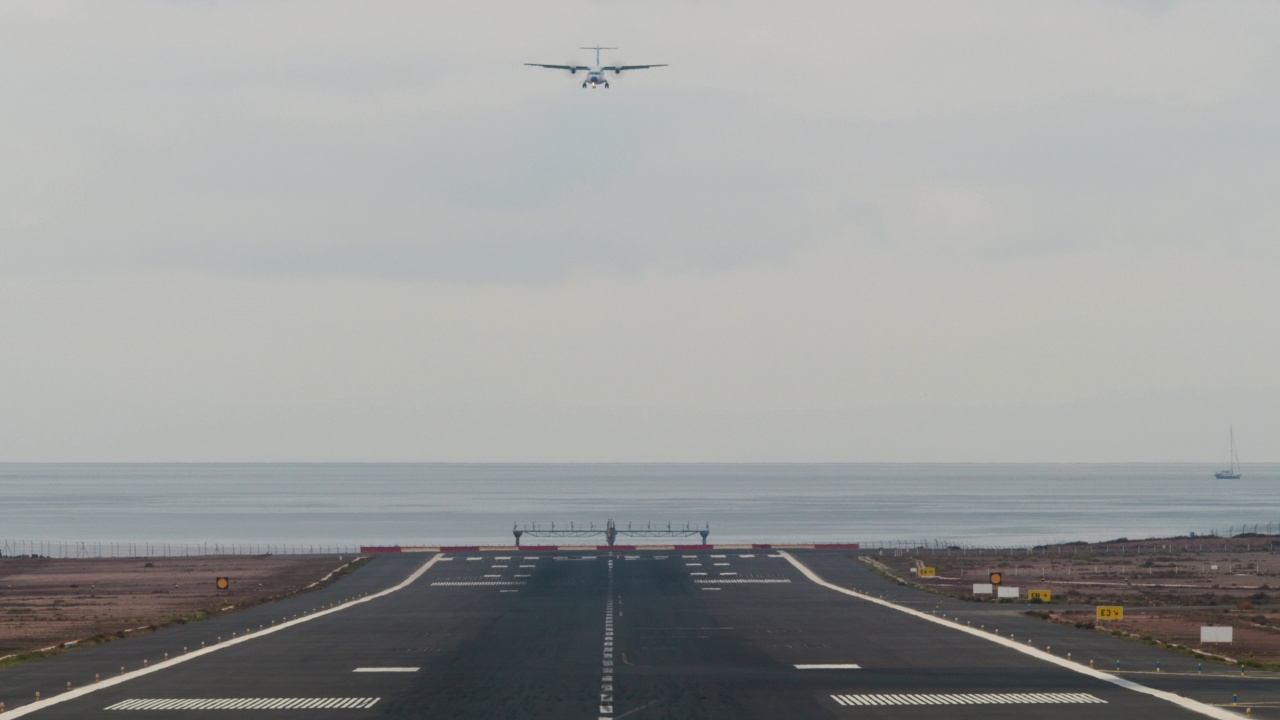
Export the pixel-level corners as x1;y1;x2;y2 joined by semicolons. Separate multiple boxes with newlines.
582;82;588;88
604;81;610;88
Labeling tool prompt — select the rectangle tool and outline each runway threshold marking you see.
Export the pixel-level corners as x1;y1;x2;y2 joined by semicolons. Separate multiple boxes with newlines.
778;552;1246;720
4;555;444;719
353;667;419;673
831;692;1104;707
105;697;380;710
431;581;526;586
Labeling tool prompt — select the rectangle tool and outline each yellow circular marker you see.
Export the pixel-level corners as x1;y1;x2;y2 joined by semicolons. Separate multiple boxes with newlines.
215;577;230;590
989;572;1003;586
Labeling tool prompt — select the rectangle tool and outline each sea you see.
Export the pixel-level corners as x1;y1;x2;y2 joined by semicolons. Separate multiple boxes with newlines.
1;463;1276;552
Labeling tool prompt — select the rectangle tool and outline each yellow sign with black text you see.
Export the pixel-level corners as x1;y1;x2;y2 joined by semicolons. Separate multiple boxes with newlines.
1028;589;1051;603
1096;605;1123;620
918;567;936;578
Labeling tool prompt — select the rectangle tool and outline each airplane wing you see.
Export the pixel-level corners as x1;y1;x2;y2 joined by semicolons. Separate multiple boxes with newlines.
525;63;592;72
600;64;669;72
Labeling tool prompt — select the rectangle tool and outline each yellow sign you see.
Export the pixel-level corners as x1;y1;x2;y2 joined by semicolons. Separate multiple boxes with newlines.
215;577;230;590
1096;605;1123;620
1028;589;1051;603
918;567;936;578
989;572;1003;586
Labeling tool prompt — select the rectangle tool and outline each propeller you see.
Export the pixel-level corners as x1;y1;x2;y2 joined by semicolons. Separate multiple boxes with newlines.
566;60;580;76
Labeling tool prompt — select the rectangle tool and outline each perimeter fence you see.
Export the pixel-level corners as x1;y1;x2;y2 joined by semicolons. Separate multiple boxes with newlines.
0;540;360;558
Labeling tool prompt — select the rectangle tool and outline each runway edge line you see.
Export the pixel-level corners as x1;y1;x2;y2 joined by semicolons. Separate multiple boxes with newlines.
1;554;444;718
778;551;1241;720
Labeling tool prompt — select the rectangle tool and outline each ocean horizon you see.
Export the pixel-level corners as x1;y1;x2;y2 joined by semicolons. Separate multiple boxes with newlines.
3;462;1275;550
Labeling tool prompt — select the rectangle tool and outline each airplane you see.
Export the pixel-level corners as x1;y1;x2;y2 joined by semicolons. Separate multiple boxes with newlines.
525;46;667;89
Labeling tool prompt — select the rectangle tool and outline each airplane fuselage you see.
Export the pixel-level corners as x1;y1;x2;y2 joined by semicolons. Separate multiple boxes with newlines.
580;69;611;88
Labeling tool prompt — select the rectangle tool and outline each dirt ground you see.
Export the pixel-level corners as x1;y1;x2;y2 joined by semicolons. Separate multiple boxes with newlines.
0;554;361;660
875;534;1280;665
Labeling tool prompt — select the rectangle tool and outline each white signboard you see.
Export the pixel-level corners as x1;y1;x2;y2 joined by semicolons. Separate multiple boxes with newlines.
997;586;1020;599
1201;626;1233;643
972;583;993;595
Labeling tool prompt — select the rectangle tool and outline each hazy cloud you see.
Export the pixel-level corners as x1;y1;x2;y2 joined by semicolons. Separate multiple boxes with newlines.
1;1;1277;460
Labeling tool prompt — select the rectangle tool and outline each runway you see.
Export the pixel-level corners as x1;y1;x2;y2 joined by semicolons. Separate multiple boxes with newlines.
2;550;1277;718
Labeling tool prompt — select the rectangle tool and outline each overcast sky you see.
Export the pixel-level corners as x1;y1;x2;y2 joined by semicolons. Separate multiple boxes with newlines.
2;1;1278;462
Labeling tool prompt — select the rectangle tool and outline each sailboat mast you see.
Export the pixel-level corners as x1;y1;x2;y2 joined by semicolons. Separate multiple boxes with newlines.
1231;426;1239;472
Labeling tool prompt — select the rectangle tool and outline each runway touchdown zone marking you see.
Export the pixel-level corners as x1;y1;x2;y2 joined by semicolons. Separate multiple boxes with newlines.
106;697;379;710
694;579;790;584
431;581;526;587
831;692;1105;707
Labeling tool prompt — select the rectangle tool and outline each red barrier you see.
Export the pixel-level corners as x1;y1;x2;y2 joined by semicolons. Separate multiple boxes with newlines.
751;543;773;550
674;544;713;550
440;545;481;552
360;546;402;553
814;543;861;550
517;545;559;551
600;545;637;551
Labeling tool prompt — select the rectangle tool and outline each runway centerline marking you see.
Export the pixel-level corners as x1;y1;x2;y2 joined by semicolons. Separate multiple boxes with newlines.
796;664;861;669
4;555;443;718
779;551;1245;720
353;667;419;673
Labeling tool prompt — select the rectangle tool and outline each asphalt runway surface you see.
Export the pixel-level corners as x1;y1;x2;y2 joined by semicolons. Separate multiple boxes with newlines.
3;549;1278;718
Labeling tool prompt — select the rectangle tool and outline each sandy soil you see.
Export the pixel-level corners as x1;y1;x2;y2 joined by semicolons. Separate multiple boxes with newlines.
0;554;360;659
875;534;1280;665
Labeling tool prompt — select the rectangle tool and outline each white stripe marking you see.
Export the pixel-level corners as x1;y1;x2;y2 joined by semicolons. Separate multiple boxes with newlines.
825;693;1105;706
431;581;525;586
796;664;861;669
6;556;439;718
353;667;419;673
783;545;1236;718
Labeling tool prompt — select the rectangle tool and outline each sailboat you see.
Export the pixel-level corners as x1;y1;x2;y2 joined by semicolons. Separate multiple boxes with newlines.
1214;426;1241;479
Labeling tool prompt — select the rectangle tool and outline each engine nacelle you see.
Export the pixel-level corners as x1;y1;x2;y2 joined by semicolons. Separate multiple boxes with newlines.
570;68;577;74
614;68;622;75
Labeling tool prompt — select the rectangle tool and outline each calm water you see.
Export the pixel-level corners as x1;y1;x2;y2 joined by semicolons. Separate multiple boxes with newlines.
1;463;1275;548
